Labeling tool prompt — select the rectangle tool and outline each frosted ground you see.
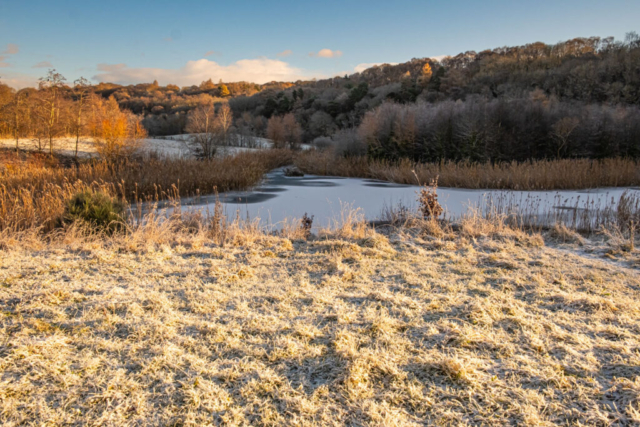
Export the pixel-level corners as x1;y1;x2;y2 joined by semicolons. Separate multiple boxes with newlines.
0;135;190;158
0;135;310;159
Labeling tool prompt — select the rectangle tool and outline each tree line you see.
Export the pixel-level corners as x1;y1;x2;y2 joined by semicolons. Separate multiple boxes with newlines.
353;95;640;162
95;78;294;136
228;32;640;161
0;70;146;161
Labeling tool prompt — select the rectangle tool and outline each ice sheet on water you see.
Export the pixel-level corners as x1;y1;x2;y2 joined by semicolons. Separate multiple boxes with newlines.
171;168;639;229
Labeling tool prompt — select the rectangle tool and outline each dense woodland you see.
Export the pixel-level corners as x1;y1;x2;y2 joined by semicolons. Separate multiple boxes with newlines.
231;33;640;161
1;33;640;161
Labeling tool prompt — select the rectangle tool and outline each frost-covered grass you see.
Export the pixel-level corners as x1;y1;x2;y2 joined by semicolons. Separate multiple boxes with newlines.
0;213;639;425
0;136;191;159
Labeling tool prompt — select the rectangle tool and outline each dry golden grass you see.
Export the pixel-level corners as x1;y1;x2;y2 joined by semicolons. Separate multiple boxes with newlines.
295;151;640;190
0;213;639;425
0;150;293;232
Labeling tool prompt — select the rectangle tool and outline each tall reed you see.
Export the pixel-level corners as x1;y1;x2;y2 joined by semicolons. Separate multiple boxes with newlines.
0;150;293;232
295;151;640;190
476;190;640;234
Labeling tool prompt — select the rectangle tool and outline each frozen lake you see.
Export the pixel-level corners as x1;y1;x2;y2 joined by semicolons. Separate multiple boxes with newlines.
169;168;640;230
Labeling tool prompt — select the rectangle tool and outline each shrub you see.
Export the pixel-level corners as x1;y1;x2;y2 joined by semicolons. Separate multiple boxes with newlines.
419;178;443;219
300;213;314;238
63;190;124;233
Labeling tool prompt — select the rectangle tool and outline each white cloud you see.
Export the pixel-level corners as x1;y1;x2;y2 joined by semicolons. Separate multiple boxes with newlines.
430;55;447;62
32;61;53;69
0;56;11;68
97;63;127;72
3;44;19;55
93;58;309;85
309;49;343;58
203;50;221;57
277;49;292;57
0;71;38;89
353;62;399;73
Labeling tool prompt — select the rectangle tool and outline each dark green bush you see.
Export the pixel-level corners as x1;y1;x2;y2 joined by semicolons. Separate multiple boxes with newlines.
63;190;125;233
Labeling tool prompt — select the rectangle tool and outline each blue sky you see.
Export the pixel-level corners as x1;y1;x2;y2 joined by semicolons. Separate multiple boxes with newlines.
0;0;638;88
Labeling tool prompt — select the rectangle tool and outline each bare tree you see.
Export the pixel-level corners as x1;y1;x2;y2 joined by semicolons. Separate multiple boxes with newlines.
36;69;66;156
234;111;258;147
216;103;233;146
185;102;219;159
253;115;266;137
551;117;580;159
266;115;286;148
0;82;13;138
70;77;91;160
90;96;146;161
282;113;302;150
1;88;29;153
0;82;11;108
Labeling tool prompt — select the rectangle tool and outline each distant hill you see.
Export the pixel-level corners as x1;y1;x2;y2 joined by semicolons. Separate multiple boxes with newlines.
225;33;640;161
86;33;640;137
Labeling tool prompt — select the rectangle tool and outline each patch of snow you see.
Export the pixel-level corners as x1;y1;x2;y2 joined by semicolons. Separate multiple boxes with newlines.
0;134;305;159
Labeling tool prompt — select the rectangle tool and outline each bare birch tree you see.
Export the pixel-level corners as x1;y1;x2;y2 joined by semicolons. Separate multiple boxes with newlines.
36;70;66;156
185;102;219;159
70;77;91;159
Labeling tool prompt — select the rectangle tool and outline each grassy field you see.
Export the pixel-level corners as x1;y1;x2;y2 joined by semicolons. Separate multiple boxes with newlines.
0;213;639;426
1;146;639;425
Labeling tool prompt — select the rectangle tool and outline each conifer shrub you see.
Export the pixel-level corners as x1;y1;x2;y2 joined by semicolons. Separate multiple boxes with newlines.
63;189;124;233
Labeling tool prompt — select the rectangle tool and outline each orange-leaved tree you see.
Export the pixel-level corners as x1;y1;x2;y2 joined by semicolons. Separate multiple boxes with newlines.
90;96;146;162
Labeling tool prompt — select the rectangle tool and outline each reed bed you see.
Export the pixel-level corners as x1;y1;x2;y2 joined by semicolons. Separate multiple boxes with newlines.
295;151;640;190
376;186;639;238
0;150;293;232
473;189;640;234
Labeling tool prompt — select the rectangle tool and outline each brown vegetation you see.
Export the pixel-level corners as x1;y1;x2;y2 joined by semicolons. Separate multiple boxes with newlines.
89;96;147;161
2;32;640;426
232;33;640;161
184;103;234;159
267;113;302;149
418;177;443;219
0;70;147;160
0;150;293;232
295;150;640;190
